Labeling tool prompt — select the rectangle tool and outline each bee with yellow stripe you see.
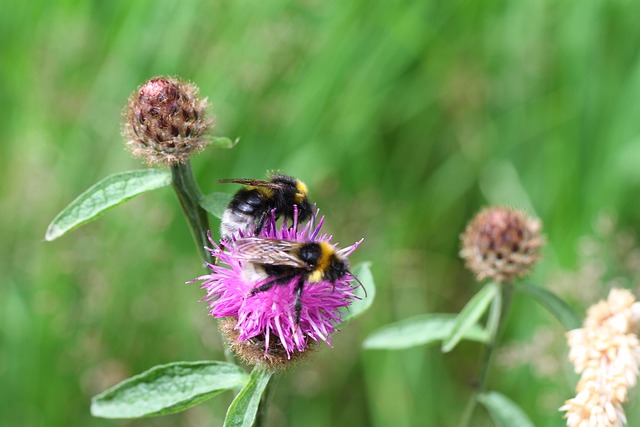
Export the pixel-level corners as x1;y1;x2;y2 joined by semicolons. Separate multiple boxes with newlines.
232;237;354;324
219;174;312;241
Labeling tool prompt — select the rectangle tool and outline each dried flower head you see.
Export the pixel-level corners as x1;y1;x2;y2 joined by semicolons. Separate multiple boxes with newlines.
193;210;362;370
218;317;313;369
460;206;544;283
123;77;213;166
561;288;640;427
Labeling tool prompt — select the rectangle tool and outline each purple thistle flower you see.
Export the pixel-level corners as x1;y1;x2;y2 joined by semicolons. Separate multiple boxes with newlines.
193;209;362;367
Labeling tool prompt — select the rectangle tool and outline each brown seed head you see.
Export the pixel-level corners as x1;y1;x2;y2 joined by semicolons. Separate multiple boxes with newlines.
460;207;544;283
123;77;213;166
219;317;313;371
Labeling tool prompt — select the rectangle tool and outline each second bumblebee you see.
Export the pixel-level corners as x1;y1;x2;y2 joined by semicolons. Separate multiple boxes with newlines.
219;173;312;241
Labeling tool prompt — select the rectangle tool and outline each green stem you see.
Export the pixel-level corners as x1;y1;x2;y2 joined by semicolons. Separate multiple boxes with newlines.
170;161;212;266
171;162;237;367
458;283;515;427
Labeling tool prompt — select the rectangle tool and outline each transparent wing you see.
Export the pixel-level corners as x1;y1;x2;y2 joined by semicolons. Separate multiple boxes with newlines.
233;237;309;269
217;178;282;190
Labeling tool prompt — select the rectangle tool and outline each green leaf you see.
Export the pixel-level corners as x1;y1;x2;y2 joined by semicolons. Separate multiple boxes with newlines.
200;192;233;219
210;136;239;149
340;262;375;325
223;366;273;427
478;391;535;427
363;314;488;350
45;169;172;241
517;284;581;330
442;282;500;353
91;361;248;419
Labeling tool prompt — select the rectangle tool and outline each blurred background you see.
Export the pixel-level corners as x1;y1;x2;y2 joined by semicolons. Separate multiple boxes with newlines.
3;0;640;425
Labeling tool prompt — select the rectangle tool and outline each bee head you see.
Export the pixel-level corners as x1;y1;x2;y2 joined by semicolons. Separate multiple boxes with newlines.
295;193;313;223
303;242;346;283
289;179;312;223
269;174;313;222
325;257;349;282
299;243;321;266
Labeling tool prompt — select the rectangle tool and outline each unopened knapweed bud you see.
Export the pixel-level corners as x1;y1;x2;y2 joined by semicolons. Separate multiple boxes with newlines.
123;77;213;166
460;207;544;283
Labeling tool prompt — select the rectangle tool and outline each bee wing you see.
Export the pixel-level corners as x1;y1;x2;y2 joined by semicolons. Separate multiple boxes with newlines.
233;237;309;269
217;178;282;190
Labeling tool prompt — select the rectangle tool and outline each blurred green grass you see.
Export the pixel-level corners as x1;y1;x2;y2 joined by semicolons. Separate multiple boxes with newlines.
3;0;640;425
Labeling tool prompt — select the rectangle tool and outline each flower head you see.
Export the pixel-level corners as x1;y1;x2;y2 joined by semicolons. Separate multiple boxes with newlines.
123;77;213;166
460;206;544;283
561;288;640;427
194;210;362;369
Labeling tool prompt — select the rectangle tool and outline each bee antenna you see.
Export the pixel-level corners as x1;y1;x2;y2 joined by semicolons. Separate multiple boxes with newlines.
348;270;367;297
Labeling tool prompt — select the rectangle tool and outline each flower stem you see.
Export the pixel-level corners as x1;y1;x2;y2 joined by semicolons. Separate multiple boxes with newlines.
170;161;212;266
171;162;237;367
458;283;514;427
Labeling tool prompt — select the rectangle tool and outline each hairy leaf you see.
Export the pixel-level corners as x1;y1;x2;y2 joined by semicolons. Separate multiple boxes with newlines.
210;136;239;149
442;282;499;353
363;314;488;350
478;391;535;427
91;361;248;419
45;169;171;241
223;366;272;427
340;262;375;325
200;192;233;219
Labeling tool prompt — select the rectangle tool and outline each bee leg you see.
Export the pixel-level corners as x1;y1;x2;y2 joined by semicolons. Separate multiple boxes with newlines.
213;241;226;266
213;238;234;266
294;276;305;324
249;273;296;296
249;278;278;295
254;212;268;236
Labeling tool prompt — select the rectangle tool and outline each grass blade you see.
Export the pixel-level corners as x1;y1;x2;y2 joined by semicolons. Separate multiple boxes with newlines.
518;284;581;330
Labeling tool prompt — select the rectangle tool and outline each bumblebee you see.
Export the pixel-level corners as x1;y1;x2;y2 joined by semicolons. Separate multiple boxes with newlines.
219;174;312;241
232;237;356;324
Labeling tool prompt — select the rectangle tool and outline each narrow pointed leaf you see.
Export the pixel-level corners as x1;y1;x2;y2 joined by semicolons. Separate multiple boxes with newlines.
45;169;172;241
340;262;375;325
200;192;233;219
478;391;535;427
442;282;499;353
518;284;581;330
363;314;488;350
223;366;273;427
91;361;248;419
210;136;239;149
